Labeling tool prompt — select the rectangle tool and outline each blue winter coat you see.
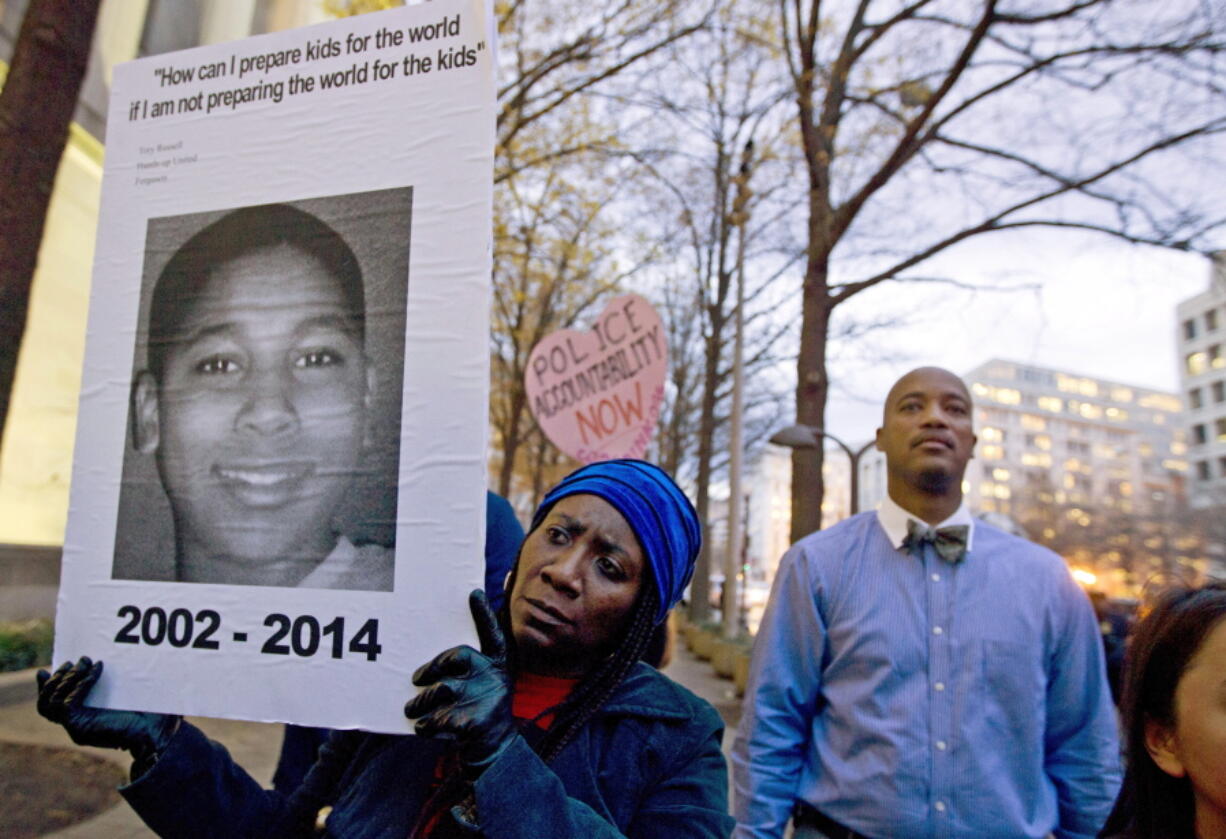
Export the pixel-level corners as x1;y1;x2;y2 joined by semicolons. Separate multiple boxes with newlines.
120;661;734;839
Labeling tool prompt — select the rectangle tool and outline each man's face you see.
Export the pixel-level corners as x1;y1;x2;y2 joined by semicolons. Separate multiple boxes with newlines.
875;367;976;496
135;242;370;571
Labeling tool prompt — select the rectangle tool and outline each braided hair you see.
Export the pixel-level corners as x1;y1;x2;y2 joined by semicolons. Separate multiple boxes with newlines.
531;579;659;763
413;460;698;836
408;555;663;839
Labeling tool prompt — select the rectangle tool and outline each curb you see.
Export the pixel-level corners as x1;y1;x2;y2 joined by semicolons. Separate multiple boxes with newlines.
0;666;39;707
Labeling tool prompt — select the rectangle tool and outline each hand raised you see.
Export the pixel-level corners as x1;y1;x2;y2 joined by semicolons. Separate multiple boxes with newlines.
404;590;514;774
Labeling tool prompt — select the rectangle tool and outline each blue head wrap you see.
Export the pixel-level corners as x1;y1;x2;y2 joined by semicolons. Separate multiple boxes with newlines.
529;459;701;624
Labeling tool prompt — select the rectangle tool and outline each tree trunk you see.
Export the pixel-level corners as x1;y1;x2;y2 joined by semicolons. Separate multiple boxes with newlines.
790;257;831;543
0;0;101;444
496;383;527;498
689;307;726;623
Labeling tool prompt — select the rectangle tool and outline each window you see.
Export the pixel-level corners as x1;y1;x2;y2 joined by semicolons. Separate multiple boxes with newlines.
1037;396;1063;413
1194;424;1208;445
1056;375;1099;396
1197;460;1211;481
1064;474;1092;493
1021;452;1053;467
1212;345;1224;369
1018;367;1054;386
1188;351;1209;375
1185;319;1197;340
1190;388;1204;409
1139;393;1184;412
1218;456;1226;477
1216;418;1226;441
1071;401;1103;420
1208;309;1219;331
1214;381;1225;403
984;386;1021;405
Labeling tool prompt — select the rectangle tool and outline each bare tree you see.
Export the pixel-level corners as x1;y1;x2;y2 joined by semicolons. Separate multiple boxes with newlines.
489;0;722;502
634;4;800;618
0;0;101;443
780;0;1226;539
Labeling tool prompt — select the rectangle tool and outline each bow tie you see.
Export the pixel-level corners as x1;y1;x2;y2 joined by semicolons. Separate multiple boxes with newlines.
902;519;969;564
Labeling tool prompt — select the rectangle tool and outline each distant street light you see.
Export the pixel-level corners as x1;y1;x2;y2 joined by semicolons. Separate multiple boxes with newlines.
769;424;875;516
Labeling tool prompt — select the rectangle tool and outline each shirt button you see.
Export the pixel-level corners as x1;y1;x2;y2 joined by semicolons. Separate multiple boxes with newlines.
934;682;946;692
931;572;941;582
935;801;946;813
932;626;943;635
936;740;947;751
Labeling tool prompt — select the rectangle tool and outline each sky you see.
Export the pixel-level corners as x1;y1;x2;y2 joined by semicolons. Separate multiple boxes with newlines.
814;230;1212;447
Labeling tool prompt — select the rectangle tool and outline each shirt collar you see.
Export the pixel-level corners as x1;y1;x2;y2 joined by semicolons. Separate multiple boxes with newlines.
876;493;975;553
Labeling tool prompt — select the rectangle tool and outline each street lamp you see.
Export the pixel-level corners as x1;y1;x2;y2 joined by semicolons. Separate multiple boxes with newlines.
768;424;875;516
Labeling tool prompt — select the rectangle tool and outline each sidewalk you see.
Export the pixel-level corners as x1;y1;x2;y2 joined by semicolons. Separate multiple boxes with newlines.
660;641;744;756
0;669;282;838
0;644;742;837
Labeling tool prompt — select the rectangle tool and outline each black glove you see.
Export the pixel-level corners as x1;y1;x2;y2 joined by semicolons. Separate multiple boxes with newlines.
36;657;181;775
405;590;515;775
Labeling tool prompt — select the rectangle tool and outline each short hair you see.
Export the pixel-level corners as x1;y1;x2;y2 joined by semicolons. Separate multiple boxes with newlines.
1101;580;1226;839
146;203;365;380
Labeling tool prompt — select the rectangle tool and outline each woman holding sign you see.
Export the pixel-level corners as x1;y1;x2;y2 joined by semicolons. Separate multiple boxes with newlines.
37;459;734;838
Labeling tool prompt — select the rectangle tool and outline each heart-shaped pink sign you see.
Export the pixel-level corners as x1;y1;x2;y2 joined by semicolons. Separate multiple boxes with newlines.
525;293;668;464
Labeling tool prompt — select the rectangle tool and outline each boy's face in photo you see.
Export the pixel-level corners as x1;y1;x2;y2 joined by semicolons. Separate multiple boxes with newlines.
133;242;372;580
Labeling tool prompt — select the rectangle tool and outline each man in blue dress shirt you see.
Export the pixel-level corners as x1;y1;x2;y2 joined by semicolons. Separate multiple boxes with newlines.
732;367;1120;839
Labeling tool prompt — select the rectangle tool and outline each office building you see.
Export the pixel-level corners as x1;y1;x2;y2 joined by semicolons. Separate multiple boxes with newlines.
1176;253;1226;506
965;359;1198;593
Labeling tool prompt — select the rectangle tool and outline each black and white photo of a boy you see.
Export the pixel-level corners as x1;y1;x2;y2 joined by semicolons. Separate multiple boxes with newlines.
117;197;408;590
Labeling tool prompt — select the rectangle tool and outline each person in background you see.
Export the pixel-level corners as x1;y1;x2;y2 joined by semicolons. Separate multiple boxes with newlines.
1089;589;1131;705
733;366;1121;839
272;489;525;794
38;459;733;838
1099;581;1226;839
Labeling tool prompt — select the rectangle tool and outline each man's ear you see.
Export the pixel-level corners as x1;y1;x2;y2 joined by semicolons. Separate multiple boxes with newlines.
360;363;375;448
1144;717;1186;778
874;427;884;452
970;432;978;460
365;364;376;412
132;371;161;454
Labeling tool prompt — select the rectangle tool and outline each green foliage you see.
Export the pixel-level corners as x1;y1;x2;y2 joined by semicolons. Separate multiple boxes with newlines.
0;620;53;672
322;0;403;18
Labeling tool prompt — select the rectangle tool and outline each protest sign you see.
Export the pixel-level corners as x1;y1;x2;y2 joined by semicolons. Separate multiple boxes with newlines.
525;294;667;463
52;0;494;734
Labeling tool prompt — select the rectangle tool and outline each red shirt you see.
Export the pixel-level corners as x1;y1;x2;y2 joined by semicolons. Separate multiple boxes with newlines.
511;671;579;729
419;672;579;837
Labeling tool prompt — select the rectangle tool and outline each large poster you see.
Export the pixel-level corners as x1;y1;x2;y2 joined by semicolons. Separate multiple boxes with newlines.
53;1;494;734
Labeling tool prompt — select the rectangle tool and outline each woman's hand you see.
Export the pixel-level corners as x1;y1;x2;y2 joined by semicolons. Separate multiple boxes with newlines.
405;590;515;775
36;657;181;772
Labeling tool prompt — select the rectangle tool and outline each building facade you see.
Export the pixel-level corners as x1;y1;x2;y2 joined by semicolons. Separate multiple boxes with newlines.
0;0;331;547
965;359;1199;594
1176;253;1226;506
742;443;867;584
